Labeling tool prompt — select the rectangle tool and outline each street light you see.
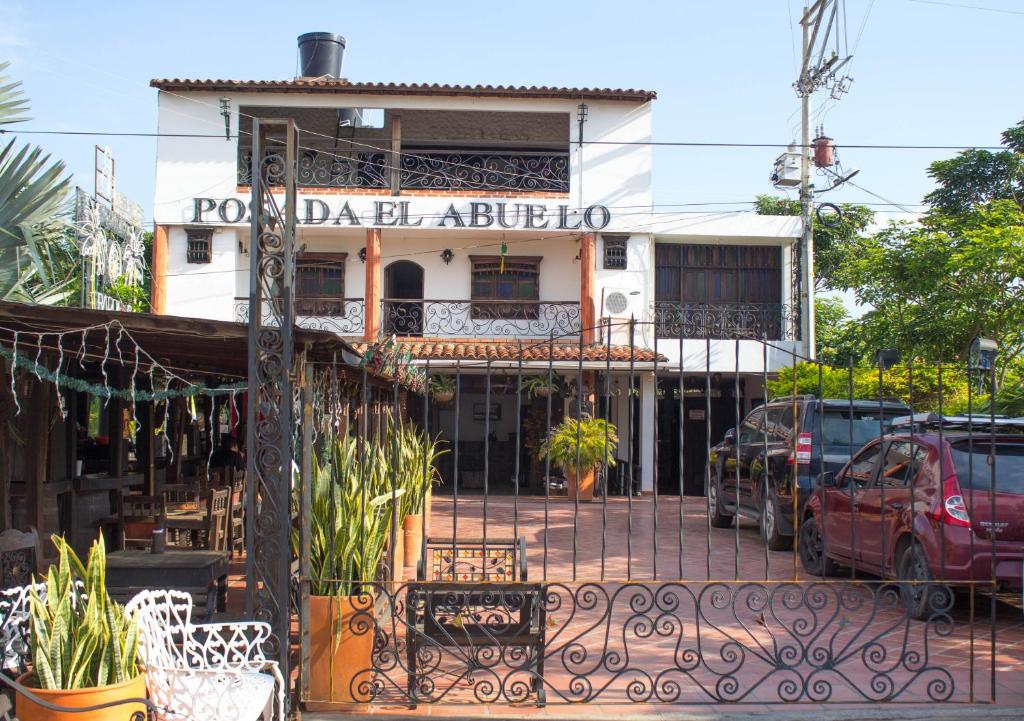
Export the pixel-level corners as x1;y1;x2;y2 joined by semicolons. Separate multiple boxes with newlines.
873;348;900;371
969;337;998;371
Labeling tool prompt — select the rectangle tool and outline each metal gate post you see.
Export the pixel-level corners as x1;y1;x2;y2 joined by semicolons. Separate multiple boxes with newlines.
246;118;298;687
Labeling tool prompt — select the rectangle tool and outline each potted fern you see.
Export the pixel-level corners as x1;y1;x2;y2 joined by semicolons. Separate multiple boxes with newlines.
521;375;559;399
539;416;618;501
16;534;146;721
428;375;456;404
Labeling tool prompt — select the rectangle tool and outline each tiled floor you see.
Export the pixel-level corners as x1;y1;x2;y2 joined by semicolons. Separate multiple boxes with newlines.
227;495;1024;714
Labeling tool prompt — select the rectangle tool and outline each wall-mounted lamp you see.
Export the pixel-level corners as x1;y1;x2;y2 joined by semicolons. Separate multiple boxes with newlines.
238;239;249;256
873;348;900;371
358;247;367;263
219;97;231;141
440;248;454;265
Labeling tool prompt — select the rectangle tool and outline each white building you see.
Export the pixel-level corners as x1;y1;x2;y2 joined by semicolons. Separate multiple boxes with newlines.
150;34;803;496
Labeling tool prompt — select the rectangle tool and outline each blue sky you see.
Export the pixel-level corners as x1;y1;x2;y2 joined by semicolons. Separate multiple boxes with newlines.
2;0;1021;226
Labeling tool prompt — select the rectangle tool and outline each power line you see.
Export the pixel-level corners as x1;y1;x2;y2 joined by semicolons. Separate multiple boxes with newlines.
0;128;1005;151
904;0;1024;16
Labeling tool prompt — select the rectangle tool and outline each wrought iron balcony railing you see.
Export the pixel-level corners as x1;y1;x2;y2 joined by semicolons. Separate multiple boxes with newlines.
238;144;569;192
383;299;580;338
653;302;796;341
234;297;365;336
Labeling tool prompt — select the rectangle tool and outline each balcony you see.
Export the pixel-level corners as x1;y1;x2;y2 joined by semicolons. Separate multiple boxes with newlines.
234;297;365;336
653;301;796;341
383;299;580;339
238;143;570;193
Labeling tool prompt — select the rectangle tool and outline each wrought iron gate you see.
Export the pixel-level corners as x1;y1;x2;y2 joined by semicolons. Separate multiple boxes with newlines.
294;317;1010;708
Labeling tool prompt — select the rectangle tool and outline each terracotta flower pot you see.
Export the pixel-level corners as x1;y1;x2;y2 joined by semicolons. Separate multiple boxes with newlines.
15;671;147;721
390;527;405;582
307;594;376;703
402;513;423;568
565;466;595;501
433;390;454;404
424;486;433;536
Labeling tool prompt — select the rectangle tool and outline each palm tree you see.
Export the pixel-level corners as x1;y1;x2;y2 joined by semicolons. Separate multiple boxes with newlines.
0;61;76;304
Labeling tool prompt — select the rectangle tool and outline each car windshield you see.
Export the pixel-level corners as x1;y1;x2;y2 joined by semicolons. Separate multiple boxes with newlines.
819;408;905;447
950;441;1024;494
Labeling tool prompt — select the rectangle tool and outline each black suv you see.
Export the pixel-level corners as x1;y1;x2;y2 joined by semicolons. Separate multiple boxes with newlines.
708;396;910;550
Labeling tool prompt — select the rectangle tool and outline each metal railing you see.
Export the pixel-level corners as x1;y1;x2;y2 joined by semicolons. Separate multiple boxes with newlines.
238;144;569;192
653;301;797;341
234;297;365;336
382;298;580;338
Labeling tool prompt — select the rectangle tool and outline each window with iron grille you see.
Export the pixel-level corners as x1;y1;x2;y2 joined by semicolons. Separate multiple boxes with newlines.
296;253;347;316
469;255;541;319
654;243;781;303
603;236;628;269
185;228;213;264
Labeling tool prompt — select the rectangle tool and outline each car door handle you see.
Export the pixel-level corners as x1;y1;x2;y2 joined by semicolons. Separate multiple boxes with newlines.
887;502;903;511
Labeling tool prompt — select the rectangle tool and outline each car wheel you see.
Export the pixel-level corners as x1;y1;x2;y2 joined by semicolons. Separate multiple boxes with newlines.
798;514;839;577
760;483;790;551
708;469;734;528
898;544;953;621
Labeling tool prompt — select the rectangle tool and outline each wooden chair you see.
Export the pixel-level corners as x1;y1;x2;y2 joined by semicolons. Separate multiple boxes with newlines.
165;487;229;551
118;495;165;550
161;482;202;508
226;473;246;557
0;529;38;589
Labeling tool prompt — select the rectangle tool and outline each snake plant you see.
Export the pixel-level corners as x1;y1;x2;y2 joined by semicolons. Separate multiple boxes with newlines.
26;534;139;690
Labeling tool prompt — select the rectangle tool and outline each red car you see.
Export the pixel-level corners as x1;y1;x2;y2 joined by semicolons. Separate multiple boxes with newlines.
799;425;1024;618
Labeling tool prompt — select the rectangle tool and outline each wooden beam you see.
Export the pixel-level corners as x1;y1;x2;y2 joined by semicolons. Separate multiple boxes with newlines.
25;375;50;534
389;112;402;196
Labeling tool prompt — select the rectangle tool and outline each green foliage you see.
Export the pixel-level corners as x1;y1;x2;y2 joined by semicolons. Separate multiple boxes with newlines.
754;194;874;291
428;374;454;397
295;415;446;596
538;416;618;473
832;200;1024;372
0;63;75;305
520;375;559;399
27;535;139;690
104;275;149;312
924;119;1023;214
767;362;974;414
814;296;867;366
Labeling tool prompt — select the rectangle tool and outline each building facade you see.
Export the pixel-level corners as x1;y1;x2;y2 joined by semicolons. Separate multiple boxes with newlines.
150;53;802;496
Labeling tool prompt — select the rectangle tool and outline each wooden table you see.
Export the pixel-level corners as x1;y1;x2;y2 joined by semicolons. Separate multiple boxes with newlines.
106;549;230;616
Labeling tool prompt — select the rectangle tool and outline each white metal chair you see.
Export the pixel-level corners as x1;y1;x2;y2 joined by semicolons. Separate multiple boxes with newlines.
0;582;45;675
126;589;285;721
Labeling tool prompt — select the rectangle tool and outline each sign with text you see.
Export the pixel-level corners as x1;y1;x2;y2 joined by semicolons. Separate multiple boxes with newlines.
187;196;612;231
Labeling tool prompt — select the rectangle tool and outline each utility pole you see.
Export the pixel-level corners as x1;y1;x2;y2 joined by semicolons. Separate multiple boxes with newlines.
799;10;815;359
793;0;852;360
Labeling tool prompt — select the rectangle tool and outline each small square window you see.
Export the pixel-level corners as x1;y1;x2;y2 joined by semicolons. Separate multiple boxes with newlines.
186;228;213;264
603;236;628;270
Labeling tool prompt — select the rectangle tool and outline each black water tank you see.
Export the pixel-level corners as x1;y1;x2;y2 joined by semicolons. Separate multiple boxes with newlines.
297;32;346;78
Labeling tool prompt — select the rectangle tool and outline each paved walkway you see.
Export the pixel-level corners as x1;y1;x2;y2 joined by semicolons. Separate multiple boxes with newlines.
229;495;1024;713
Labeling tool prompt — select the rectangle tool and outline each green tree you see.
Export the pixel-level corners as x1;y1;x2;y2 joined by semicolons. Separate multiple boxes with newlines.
754;194;874;291
833;200;1024;378
0;61;75;304
814;295;867;366
924;119;1023;214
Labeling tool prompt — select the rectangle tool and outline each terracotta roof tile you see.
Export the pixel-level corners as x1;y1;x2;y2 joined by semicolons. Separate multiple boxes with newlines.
351;340;664;363
149;78;656;102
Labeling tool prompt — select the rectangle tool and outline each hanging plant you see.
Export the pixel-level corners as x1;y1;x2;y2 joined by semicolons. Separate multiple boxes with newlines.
521;375;560;399
429;375;456;403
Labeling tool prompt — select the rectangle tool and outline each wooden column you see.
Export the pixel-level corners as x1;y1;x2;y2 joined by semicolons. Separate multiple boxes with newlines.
364;227;382;341
389;112;402;196
580;232;597;345
152;224;169;314
25;376;50;534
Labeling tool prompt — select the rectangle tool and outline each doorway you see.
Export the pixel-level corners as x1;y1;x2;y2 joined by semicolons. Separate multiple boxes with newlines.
384;260;424;336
